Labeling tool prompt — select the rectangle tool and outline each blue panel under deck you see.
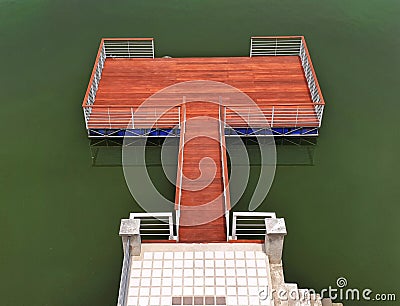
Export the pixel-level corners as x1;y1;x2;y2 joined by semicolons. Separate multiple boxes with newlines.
88;127;318;137
230;127;319;136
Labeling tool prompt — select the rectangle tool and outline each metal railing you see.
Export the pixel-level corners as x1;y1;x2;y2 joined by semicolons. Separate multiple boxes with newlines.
82;38;155;130
104;38;154;58
129;213;175;240
175;102;186;241
83;106;181;130
231;212;276;240
299;37;324;126
117;237;131;306
225;105;321;128
219;103;230;241
299;42;320;103
82;41;106;128
250;36;302;57
250;36;325;127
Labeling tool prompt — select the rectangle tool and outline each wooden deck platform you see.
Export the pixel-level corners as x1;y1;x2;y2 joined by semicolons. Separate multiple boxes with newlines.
86;56;322;130
95;56;311;106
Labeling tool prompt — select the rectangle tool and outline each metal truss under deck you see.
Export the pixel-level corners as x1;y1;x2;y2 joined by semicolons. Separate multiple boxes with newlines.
88;126;318;138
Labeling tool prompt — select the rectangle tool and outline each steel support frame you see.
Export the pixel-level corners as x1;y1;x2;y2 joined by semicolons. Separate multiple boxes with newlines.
87;128;180;138
224;126;319;137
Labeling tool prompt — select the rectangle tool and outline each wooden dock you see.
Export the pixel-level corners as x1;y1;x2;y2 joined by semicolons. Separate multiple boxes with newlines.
82;36;327;241
82;37;326;137
86;56;321;130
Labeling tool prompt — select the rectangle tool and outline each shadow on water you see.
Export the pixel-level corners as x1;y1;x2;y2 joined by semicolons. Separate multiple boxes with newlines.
89;136;318;167
89;138;178;167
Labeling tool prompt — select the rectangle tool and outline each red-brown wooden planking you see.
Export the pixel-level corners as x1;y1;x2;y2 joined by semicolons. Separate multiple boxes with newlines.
94;56;310;107
87;56;320;129
177;102;227;243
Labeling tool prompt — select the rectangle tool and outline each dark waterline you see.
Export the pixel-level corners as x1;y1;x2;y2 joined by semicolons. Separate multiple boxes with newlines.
0;1;399;305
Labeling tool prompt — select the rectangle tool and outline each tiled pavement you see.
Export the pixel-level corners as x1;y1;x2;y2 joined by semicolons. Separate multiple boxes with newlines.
126;243;272;306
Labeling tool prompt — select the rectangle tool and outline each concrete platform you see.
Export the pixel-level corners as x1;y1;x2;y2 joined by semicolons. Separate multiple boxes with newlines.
126;243;272;306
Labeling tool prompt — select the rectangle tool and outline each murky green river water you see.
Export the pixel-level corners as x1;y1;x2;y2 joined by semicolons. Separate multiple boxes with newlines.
1;1;399;305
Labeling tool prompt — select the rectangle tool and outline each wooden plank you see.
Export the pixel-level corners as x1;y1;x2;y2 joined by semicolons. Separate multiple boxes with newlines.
177;102;227;243
87;55;321;129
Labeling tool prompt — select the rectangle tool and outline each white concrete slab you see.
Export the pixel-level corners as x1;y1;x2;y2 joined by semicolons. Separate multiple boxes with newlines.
126;243;273;306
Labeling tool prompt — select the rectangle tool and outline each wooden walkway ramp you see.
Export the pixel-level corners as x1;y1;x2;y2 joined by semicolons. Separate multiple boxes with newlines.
176;102;229;243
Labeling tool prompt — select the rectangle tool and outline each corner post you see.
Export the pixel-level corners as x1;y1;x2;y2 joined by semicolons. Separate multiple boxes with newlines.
264;218;287;264
119;219;141;256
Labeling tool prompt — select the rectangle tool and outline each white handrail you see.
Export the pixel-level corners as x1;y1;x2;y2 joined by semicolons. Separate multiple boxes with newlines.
86;106;181;130
231;212;276;240
299;39;324;126
250;37;302;56
104;39;154;58
225;106;320;128
129;212;175;240
117;237;131;306
176;98;186;241
83;41;106;127
219;102;230;241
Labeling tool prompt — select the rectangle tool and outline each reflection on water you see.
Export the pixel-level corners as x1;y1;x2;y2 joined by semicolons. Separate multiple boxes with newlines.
89;137;317;167
90;138;178;167
239;137;317;166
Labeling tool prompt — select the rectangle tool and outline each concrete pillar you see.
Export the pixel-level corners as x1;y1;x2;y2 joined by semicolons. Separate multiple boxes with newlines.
265;218;287;264
119;219;141;256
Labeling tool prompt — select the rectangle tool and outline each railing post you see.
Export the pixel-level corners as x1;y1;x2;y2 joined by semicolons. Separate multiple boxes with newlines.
319;105;324;127
264;218;287;264
224;106;227;125
168;214;174;240
232;214;237;240
108;107;111;129
83;107;88;129
178;106;181;128
175;210;180;242
248;107;250;127
271;106;275;128
154;108;157;129
225;210;230;241
131;107;134;129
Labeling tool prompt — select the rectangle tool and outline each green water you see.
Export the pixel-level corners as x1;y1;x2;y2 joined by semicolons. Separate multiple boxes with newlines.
1;1;399;305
